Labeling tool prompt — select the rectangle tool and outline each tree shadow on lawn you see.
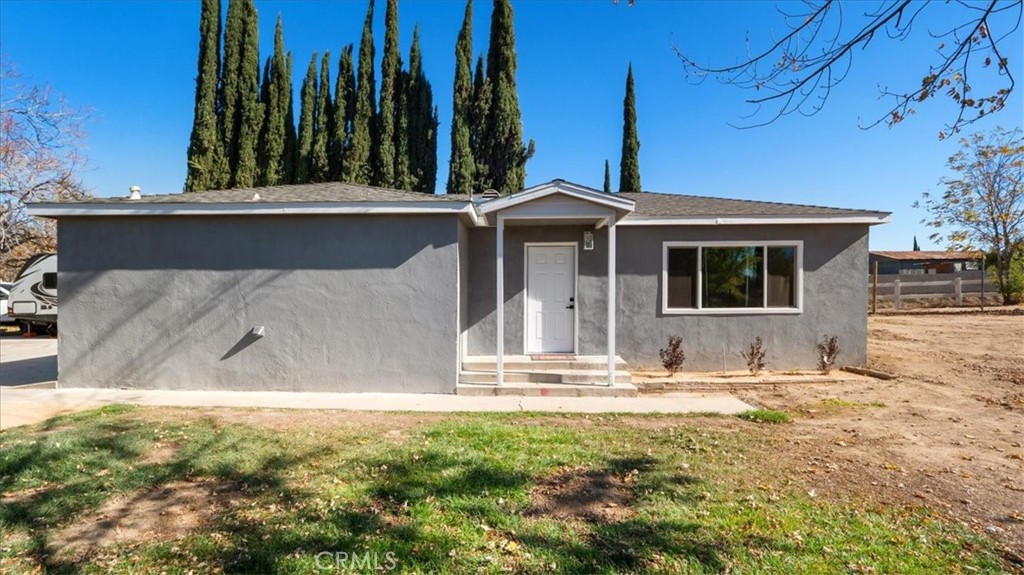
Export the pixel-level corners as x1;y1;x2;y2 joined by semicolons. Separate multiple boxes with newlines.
196;448;786;574
0;410;323;574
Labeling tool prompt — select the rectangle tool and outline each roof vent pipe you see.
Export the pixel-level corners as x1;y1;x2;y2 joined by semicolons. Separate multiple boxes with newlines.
128;186;141;200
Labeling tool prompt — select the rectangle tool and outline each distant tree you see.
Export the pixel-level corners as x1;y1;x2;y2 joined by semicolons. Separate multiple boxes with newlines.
312;52;333;182
913;236;921;251
917;126;1024;304
673;1;1021;139
347;0;377;185
257;15;290;186
296;53;318;184
619;64;641;193
374;0;401;187
603;159;612;193
470;54;492;192
185;0;224;192
0;61;90;280
447;0;475;195
331;45;356;180
483;0;534;194
406;26;438;194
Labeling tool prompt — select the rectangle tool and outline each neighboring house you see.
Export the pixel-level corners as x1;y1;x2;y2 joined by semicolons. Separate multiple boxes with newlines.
28;179;889;393
869;251;979;275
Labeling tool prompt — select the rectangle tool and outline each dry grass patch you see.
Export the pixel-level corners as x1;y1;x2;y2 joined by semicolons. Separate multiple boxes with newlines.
52;479;245;558
526;465;636;523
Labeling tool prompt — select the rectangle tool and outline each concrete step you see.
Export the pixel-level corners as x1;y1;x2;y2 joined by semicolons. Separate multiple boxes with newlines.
462;356;628;373
458;371;562;385
456;382;639;398
458;370;632;385
559;370;633;385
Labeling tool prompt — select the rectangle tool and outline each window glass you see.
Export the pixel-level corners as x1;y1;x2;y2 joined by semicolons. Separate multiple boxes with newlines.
666;248;697;309
766;246;796;307
702;246;764;308
42;273;57;290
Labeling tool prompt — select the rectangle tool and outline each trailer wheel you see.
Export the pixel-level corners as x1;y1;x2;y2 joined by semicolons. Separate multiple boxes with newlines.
17;321;28;335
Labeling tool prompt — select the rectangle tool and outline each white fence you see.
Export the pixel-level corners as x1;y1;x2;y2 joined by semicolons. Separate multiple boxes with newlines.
869;271;987;309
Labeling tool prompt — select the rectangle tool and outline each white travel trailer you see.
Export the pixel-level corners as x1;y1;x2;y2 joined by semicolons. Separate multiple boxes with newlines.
8;253;57;335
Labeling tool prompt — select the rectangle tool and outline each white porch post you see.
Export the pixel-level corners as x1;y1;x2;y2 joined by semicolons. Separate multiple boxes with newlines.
607;221;617;387
496;214;505;386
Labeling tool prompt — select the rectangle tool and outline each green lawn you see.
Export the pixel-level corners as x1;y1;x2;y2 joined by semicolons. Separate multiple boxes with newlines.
0;406;1007;574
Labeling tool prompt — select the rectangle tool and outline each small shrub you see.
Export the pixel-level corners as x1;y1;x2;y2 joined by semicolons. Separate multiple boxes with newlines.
741;336;767;375
659;335;686;374
738;409;790;424
816;335;841;374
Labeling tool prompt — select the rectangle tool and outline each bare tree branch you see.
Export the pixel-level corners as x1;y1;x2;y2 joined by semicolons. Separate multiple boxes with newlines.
672;0;1021;138
0;57;91;280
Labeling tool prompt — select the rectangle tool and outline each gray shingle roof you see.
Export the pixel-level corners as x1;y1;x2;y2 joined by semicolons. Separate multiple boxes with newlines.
68;182;467;204
52;180;885;218
619;191;883;217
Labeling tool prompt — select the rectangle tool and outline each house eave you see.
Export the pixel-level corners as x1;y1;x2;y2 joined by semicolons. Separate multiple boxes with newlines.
26;201;476;218
618;214;892;226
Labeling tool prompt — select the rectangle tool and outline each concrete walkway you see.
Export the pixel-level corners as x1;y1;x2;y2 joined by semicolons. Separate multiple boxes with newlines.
0;386;753;430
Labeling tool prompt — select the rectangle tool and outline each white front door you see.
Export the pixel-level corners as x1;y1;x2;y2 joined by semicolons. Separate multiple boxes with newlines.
526;245;576;353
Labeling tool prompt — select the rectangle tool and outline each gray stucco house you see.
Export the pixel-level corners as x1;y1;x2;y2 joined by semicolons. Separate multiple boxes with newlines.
30;179;889;394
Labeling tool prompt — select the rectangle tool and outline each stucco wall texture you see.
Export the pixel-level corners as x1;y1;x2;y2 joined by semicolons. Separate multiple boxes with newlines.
466;224;870;370
57;215;461;393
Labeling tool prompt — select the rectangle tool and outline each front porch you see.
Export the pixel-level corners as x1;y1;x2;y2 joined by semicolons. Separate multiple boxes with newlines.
463;181;637;391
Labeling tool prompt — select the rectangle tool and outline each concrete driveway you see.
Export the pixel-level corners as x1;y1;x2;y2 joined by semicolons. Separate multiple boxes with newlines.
0;335;57;387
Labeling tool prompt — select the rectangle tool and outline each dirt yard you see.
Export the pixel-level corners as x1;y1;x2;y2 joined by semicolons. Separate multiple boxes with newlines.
743;311;1024;557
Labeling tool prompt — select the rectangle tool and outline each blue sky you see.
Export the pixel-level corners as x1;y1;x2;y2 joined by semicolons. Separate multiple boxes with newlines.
1;0;1021;250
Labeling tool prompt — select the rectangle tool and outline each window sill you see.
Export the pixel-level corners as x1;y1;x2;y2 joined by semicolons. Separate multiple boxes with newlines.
662;307;803;316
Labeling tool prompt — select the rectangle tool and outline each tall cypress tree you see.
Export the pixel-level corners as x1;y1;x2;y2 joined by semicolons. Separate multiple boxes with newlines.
233;0;262;188
470;54;491;191
446;0;474;195
312;52;333;182
619;63;641;193
257;55;272;177
346;0;376;185
296;53;318;184
395;70;412;190
374;0;400;187
258;15;290;186
185;0;223;192
603;160;611;193
407;27;437;194
283;52;298;183
331;45;356;180
219;0;246;186
484;0;533;194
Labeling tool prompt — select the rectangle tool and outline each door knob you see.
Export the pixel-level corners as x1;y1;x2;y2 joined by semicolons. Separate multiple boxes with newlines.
566;304;575;309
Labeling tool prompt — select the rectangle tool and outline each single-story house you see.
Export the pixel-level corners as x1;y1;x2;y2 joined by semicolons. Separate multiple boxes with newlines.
869;250;979;275
29;179;889;394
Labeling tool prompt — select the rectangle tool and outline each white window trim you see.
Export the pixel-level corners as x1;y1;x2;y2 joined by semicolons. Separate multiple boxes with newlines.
661;240;804;315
